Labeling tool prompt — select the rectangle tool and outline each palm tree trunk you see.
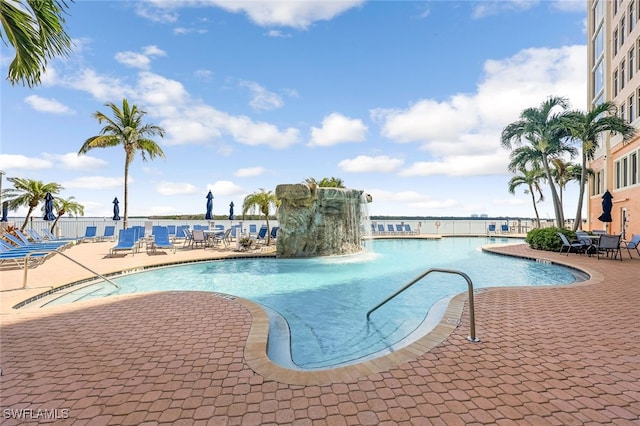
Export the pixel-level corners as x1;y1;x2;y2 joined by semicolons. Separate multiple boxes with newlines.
528;184;541;228
123;157;129;229
265;215;271;245
21;206;35;231
51;216;61;233
541;154;564;227
573;152;588;231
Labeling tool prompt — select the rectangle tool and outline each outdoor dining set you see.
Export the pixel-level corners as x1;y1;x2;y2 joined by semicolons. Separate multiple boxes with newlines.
558;230;640;260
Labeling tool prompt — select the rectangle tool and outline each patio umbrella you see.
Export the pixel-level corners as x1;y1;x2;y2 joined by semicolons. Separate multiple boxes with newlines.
1;201;8;222
229;202;234;220
112;197;121;221
43;192;56;221
597;190;613;223
205;191;214;220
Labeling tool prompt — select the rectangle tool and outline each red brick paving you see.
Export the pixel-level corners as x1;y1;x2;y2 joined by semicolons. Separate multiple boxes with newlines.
1;243;639;424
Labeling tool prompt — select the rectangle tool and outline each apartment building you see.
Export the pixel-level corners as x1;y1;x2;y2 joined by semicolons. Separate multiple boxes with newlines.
588;0;640;238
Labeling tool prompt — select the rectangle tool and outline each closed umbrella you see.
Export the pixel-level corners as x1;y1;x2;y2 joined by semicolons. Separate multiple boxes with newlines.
112;197;121;221
43;192;56;221
1;201;7;222
597;190;613;223
229;202;234;220
205;191;214;220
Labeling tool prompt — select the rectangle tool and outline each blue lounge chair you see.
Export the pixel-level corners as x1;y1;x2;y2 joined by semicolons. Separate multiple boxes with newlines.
387;224;395;234
621;234;640;258
377;224;385;235
270;226;279;241
254;225;268;245
98;225;116;242
403;224;417;234
488;224;496;235
5;232;67;250
148;226;175;254
79;226;97;243
501;224;509;233
40;228;75;242
395;224;404;234
110;228;136;257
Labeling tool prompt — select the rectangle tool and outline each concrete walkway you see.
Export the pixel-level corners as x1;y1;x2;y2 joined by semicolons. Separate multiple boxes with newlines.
1;240;639;424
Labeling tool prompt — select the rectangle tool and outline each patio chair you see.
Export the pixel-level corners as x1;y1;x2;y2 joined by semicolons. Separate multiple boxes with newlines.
621;234;640;258
78;225;97;243
98;225;116;242
191;229;206;249
557;233;585;255
109;228;136;257
597;234;622;260
148;226;176;254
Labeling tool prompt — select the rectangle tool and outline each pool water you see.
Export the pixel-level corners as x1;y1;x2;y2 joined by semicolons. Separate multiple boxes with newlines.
44;238;584;369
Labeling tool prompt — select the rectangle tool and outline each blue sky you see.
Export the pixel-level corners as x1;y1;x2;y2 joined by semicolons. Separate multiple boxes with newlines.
1;0;587;219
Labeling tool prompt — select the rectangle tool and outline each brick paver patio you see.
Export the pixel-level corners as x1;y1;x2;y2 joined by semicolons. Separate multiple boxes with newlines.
1;240;639;424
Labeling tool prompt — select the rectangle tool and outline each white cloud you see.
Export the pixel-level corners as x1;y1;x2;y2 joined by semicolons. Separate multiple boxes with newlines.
42;152;108;170
155;182;198;195
235;167;266;177
309;113;367;147
207;180;244;196
24;95;75;114
338;155;404;173
373;44;586;177
471;1;538;19
368;188;458;210
61;176;125;189
239;81;284;111
0;154;53;170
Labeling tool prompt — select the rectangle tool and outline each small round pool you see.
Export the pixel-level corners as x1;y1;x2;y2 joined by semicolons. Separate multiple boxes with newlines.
39;238;586;370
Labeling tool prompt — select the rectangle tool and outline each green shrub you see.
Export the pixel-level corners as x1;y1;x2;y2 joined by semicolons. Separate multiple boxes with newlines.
525;227;575;252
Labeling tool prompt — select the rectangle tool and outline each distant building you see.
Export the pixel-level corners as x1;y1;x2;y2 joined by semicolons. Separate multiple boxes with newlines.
587;0;640;238
480;214;488;219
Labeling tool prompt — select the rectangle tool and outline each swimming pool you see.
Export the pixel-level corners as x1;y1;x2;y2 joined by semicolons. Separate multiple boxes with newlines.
42;238;585;369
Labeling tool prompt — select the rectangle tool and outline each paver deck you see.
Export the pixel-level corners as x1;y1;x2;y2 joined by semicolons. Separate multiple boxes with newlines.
1;238;639;424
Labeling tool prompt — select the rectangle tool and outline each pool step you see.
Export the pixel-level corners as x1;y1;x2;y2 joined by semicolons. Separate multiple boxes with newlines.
38;282;118;307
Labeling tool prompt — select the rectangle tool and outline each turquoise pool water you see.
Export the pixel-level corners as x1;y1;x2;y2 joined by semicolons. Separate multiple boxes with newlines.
45;238;585;369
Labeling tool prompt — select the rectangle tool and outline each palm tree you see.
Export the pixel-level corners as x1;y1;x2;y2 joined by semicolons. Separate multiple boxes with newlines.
318;177;345;188
79;99;165;229
561;101;636;230
1;0;73;87
46;196;84;233
2;177;62;230
508;166;546;228
501;96;576;228
242;189;279;245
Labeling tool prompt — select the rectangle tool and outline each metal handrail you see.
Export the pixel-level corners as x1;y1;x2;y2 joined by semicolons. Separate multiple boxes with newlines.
23;249;120;290
366;268;480;342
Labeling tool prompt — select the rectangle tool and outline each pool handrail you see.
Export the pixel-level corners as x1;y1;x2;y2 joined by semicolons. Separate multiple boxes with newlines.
22;249;120;290
366;267;480;343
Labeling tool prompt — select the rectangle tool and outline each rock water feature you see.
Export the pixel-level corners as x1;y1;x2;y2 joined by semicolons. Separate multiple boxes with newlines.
275;184;372;258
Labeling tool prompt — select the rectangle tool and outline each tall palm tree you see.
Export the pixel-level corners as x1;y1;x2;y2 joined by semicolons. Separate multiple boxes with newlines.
242;189;279;246
501;96;575;228
508;166;546;228
561;101;636;230
0;0;73;87
79;99;165;229
46;196;84;233
2;177;62;230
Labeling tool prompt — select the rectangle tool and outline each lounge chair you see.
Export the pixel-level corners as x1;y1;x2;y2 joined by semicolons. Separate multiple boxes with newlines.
25;229;72;249
98;225;116;242
403;224;417;234
270;226;279;242
5;231;67;250
558;233;585;255
110;228;136;257
488;224;496;235
621;234;640;258
78;226;98;243
148;226;175;254
501;224;509;233
387;224;395;234
254;225;268;245
40;228;75;242
377;224;385;235
597;234;622;260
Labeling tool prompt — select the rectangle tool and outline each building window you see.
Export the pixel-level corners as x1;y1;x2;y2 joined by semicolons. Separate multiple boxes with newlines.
630;48;635;79
616;160;621;189
594;28;604;62
614;69;619;96
620;102;626;120
630;95;634;121
614;28;619;55
632;151;638;185
622;59;626;88
621;17;626;45
594;61;604;97
615;0;619;15
632;2;636;31
623;157;629;187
